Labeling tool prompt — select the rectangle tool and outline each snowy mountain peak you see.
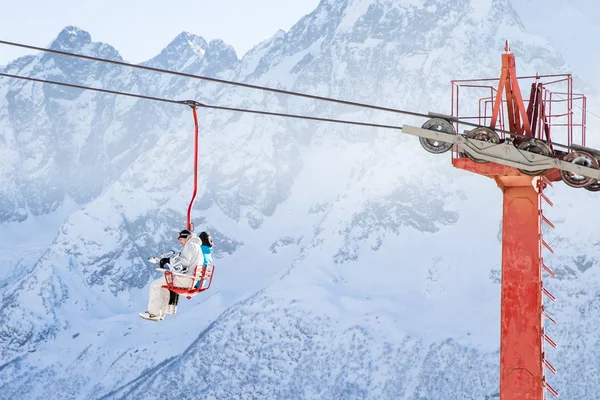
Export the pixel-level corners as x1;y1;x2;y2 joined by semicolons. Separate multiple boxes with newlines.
327;0;522;32
51;25;92;47
207;38;235;54
49;25;122;61
171;31;209;57
143;31;209;70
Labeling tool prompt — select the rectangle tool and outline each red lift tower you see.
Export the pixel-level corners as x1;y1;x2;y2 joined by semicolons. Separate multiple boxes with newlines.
403;42;600;399
452;42;567;400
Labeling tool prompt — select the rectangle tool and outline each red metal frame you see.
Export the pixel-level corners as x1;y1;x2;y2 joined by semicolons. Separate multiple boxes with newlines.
489;43;532;136
162;264;215;299
451;74;586;158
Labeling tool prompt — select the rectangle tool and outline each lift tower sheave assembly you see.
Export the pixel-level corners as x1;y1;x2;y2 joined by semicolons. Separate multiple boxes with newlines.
401;42;600;399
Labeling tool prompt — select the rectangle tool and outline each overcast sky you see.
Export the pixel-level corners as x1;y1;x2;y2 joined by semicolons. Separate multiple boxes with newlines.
0;0;320;65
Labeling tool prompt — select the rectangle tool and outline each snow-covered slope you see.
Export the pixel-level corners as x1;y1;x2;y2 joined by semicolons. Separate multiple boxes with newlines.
1;0;599;399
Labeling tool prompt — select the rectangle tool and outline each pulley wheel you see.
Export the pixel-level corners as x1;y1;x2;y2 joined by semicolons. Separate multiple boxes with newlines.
418;118;455;154
516;139;553;176
559;151;598;188
585;155;600;191
584;180;600;192
464;127;500;163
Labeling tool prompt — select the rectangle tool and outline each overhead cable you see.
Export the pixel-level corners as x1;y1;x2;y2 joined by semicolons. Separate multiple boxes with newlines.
0;72;405;132
0;40;429;120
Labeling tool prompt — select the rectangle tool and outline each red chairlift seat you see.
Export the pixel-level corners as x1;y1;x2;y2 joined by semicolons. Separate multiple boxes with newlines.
161;264;215;299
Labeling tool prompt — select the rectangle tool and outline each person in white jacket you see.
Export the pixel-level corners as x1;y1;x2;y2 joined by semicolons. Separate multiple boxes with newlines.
139;229;202;321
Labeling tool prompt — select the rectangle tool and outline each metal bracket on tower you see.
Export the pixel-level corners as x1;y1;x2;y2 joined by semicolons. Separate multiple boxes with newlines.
544;379;560;398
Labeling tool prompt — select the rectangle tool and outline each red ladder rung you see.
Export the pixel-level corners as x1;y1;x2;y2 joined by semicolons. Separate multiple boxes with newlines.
542;239;555;254
544;333;558;348
541;191;554;206
543;379;560;398
542;262;557;278
541;214;555;229
543;287;557;302
542;310;558;325
543;357;557;374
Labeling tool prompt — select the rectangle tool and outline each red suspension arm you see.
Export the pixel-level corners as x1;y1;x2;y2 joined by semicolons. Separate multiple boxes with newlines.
186;106;199;231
